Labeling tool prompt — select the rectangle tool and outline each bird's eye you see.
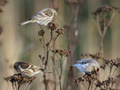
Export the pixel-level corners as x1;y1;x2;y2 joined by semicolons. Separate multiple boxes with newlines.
97;68;99;71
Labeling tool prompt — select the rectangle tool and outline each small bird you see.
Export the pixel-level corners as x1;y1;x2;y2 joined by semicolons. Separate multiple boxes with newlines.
71;58;100;75
14;61;51;77
19;8;57;26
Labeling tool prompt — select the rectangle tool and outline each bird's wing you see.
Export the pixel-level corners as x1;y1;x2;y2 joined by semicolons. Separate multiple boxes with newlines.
76;59;92;64
42;8;53;17
19;62;31;69
31;8;53;19
32;12;46;18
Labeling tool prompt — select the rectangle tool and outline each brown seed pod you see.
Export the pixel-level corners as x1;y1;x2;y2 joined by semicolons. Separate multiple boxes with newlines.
47;22;58;30
38;30;45;36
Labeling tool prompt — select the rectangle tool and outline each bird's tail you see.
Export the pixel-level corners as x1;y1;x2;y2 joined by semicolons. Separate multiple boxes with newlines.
18;20;32;26
70;64;76;67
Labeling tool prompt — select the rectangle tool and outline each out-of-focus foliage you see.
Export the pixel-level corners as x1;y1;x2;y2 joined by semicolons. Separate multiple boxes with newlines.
1;0;120;90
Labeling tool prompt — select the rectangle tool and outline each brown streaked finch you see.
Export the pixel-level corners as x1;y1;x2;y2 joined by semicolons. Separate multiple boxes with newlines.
71;58;100;75
14;61;51;77
19;8;57;26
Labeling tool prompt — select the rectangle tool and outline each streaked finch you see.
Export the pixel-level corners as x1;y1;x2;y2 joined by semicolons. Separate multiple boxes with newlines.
14;61;51;77
19;8;57;26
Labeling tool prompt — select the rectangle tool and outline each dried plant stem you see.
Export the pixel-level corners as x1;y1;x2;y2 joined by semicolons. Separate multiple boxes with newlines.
111;67;118;77
59;55;63;90
52;0;59;10
59;55;65;90
51;34;57;90
94;86;97;90
45;30;54;67
42;36;46;56
52;57;57;90
96;11;116;59
87;82;91;90
103;11;116;36
100;35;104;58
43;73;47;90
25;81;32;90
109;65;113;78
12;83;15;90
43;30;54;90
48;34;59;51
43;48;49;90
95;16;102;36
66;4;80;90
75;82;80;90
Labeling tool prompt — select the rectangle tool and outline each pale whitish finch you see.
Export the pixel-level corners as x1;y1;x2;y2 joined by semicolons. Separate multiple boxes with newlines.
14;62;51;77
71;58;100;75
19;8;57;26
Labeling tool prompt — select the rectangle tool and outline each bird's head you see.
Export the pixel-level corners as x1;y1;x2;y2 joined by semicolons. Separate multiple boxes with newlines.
92;65;100;73
52;9;57;18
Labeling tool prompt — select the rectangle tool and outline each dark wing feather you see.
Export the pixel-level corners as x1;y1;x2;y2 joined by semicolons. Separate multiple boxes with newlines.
20;63;30;69
14;62;31;69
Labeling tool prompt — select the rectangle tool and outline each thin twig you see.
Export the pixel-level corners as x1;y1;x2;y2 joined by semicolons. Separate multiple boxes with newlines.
87;82;91;90
48;34;59;51
111;67;118;77
42;36;46;56
95;16;102;36
59;55;63;90
52;55;57;90
109;65;113;78
43;29;54;90
66;3;80;90
103;11;116;37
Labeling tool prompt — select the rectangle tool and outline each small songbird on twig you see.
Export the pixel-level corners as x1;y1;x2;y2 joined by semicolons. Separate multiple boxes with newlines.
19;8;57;26
71;58;100;75
14;61;51;77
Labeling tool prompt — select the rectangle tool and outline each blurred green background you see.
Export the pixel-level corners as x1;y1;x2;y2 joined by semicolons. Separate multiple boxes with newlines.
0;0;120;90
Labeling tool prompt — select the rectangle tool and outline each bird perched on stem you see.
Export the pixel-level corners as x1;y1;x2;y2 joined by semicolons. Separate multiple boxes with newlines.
14;61;51;77
19;8;57;26
71;58;100;75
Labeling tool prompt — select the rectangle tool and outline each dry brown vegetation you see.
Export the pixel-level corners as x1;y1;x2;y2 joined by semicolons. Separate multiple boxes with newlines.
1;0;120;90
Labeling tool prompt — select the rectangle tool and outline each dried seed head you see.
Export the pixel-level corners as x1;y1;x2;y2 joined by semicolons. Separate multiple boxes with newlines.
56;28;64;34
38;30;45;36
95;79;103;87
81;53;102;59
92;5;114;16
47;22;58;30
73;77;84;83
102;58;120;67
51;49;71;57
83;74;97;83
38;55;45;62
39;55;42;58
100;64;106;69
4;74;36;89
